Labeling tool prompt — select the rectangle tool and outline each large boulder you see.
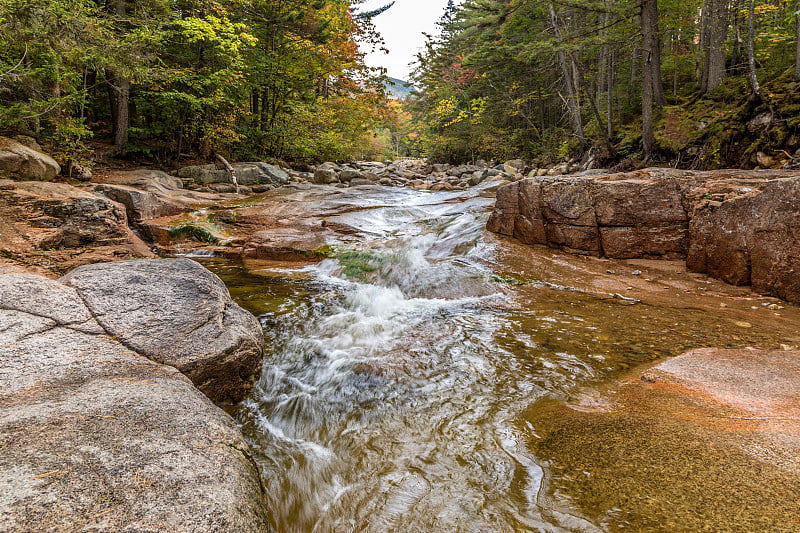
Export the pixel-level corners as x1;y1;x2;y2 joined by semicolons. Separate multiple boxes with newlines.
94;183;185;224
447;164;480;177
0;136;61;181
0;267;272;531
177;162;289;187
687;177;800;302
339;167;363;182
313;163;340;185
97;169;184;190
60;258;265;403
488;172;688;258
0;179;153;275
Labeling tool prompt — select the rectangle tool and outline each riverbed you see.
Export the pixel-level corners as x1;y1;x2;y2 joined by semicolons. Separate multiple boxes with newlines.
195;184;800;532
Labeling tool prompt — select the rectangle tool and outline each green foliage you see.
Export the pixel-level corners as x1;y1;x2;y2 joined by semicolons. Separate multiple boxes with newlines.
409;0;800;166
168;223;221;244
336;251;386;279
0;0;390;164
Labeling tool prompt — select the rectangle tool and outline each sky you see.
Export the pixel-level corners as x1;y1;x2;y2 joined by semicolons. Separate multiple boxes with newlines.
358;0;453;81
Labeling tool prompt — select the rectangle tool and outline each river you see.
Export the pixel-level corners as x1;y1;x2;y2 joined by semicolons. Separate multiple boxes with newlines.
194;184;800;532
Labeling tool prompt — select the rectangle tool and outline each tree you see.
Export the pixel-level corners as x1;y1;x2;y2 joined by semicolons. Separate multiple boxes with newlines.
795;0;800;81
745;0;760;97
549;4;585;148
104;0;132;157
701;0;729;91
642;0;658;159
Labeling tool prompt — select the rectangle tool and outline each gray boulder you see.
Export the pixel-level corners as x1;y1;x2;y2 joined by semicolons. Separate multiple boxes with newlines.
503;159;525;174
447;164;480;177
60;258;265;403
177;162;289;187
0;136;61;181
0;267;271;532
468;170;488;186
313;168;339;184
11;135;42;151
101;169;184;190
339;168;363;182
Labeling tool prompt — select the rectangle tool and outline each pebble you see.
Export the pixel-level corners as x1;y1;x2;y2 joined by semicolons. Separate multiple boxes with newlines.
632;270;642;276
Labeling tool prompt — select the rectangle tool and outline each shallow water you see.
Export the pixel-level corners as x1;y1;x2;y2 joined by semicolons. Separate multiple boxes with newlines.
198;186;799;532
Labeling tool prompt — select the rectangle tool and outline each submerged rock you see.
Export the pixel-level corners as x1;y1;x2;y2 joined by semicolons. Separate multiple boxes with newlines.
241;227;338;261
0;262;271;531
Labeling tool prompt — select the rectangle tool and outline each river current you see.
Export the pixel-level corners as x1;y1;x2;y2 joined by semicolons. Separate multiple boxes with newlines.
196;185;800;532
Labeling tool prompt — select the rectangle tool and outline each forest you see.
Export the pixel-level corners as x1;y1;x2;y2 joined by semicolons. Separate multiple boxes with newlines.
410;0;800;168
1;0;799;169
0;0;395;165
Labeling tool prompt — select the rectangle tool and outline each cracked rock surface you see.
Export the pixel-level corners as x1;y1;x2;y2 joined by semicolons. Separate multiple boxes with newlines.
60;258;265;404
0;260;272;532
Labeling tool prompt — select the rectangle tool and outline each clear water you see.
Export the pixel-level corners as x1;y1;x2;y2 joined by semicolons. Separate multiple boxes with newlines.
199;186;800;532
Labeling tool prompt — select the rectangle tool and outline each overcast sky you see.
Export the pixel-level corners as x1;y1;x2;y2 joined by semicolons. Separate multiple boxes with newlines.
358;0;453;81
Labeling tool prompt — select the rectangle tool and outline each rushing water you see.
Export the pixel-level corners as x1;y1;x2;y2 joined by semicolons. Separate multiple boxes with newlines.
199;186;799;532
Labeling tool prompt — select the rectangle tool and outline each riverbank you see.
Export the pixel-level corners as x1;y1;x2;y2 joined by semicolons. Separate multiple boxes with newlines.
1;151;799;530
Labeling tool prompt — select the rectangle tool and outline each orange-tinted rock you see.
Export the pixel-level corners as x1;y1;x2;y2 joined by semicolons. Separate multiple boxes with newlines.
0;180;153;275
488;168;800;302
687;177;800;302
241;227;338;261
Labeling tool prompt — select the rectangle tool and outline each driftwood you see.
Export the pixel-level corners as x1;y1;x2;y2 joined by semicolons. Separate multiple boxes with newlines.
215;153;239;193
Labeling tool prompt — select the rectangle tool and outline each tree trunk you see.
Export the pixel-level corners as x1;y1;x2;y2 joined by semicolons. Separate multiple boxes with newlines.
549;4;585;147
746;0;760;97
701;0;729;92
630;44;639;108
607;50;615;139
648;0;666;106
642;0;657;160
105;0;130;157
795;0;800;81
105;69;130;156
260;87;270;132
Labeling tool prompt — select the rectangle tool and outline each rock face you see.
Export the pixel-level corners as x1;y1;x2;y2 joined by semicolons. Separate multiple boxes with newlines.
0;262;271;531
0;136;61;180
94;183;185;224
60;258;265;403
0;179;153;274
687;177;800;302
488;170;690;258
488;168;800;302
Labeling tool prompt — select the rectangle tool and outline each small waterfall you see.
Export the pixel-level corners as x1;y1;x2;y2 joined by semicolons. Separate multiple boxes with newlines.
235;188;598;532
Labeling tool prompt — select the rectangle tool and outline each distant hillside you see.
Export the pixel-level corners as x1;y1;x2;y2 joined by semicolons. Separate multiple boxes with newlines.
385;77;414;100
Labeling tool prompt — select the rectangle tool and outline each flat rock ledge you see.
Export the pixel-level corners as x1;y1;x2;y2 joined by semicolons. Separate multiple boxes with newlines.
487;168;800;303
0;259;272;532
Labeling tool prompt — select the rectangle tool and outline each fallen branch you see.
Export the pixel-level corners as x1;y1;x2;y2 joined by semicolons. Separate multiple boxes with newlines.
215;153;239;194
